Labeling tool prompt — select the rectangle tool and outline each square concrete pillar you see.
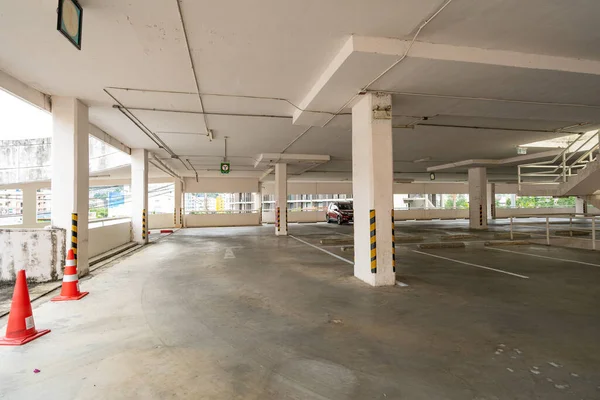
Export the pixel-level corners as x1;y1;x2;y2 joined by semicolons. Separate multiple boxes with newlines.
487;183;496;220
174;179;183;228
51;97;90;275
275;163;288;236
469;167;488;230
21;185;38;227
131;149;148;244
253;191;263;224
352;93;395;287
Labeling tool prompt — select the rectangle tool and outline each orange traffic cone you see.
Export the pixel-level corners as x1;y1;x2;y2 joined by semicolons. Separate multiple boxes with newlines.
0;270;51;346
51;249;89;302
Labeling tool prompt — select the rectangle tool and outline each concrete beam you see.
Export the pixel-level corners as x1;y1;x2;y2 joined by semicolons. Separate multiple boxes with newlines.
0;69;51;112
294;35;600;127
89;124;131;155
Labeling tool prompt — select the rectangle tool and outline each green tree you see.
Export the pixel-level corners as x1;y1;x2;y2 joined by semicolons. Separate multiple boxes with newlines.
456;195;468;209
556;197;576;207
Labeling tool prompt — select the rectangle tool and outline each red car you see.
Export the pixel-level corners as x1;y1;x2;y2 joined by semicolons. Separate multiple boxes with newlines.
326;201;353;225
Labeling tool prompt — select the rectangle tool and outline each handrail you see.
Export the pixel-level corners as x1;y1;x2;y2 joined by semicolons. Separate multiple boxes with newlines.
508;213;598;250
518;130;599;189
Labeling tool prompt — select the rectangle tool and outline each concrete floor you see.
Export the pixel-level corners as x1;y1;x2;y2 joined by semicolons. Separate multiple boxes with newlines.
1;222;600;399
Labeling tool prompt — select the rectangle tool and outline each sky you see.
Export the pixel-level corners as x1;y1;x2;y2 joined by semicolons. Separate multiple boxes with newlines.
0;89;52;139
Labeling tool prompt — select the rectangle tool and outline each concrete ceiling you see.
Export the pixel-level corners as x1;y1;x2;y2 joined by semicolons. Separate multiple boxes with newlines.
1;0;599;182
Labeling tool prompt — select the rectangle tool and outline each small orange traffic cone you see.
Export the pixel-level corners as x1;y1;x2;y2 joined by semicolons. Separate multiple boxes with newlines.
51;249;89;302
0;270;51;346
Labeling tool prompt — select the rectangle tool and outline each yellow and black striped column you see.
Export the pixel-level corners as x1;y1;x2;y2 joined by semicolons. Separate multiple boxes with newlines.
391;211;396;273
370;210;377;274
71;213;78;261
276;207;281;232
174;208;177;226
179;208;183;226
479;205;483;227
142;209;147;240
285;207;288;231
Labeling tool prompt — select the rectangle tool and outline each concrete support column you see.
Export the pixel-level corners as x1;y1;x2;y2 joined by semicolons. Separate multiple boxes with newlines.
22;185;37;227
487;183;496;220
51;97;90;275
131;149;148;244
575;197;587;214
253;190;263;224
468;167;488;230
275;163;288;236
174;179;183;228
352;93;395;287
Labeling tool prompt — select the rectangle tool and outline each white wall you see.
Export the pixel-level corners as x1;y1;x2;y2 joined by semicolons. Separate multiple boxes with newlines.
263;210;324;224
149;213;175;229
394;209;470;220
0;228;65;282
88;222;131;258
185;212;259;227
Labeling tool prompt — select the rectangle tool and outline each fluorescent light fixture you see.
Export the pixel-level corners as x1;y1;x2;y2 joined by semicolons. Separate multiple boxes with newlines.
413;157;432;163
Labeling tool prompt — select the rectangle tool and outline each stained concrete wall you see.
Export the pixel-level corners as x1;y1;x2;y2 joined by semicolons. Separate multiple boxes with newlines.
0;228;66;282
0;139;51;184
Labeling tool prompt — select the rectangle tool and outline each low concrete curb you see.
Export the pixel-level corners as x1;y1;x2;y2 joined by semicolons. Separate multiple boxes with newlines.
440;234;477;241
554;230;590;237
494;232;531;239
484;240;530;247
320;238;353;245
418;242;466;249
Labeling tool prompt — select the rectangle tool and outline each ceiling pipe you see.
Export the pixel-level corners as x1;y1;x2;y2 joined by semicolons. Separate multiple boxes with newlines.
115;106;163;149
281;0;455;154
149;160;180;181
392;122;586;134
104;89;178;157
106;86;340;116
175;0;210;138
186;158;199;182
151;154;183;181
113;105;292;119
363;0;455;91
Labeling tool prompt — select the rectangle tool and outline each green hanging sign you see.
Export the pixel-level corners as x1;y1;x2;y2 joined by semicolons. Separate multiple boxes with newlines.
220;162;231;174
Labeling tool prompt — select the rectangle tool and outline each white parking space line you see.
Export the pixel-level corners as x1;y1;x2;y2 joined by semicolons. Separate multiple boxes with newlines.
488;247;600;268
412;250;529;279
290;235;354;265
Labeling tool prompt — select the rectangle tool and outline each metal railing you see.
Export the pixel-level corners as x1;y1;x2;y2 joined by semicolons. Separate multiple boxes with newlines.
518;131;600;190
509;213;598;251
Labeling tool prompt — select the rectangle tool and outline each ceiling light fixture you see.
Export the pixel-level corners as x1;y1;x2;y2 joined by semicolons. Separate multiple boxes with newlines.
413;157;432;163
